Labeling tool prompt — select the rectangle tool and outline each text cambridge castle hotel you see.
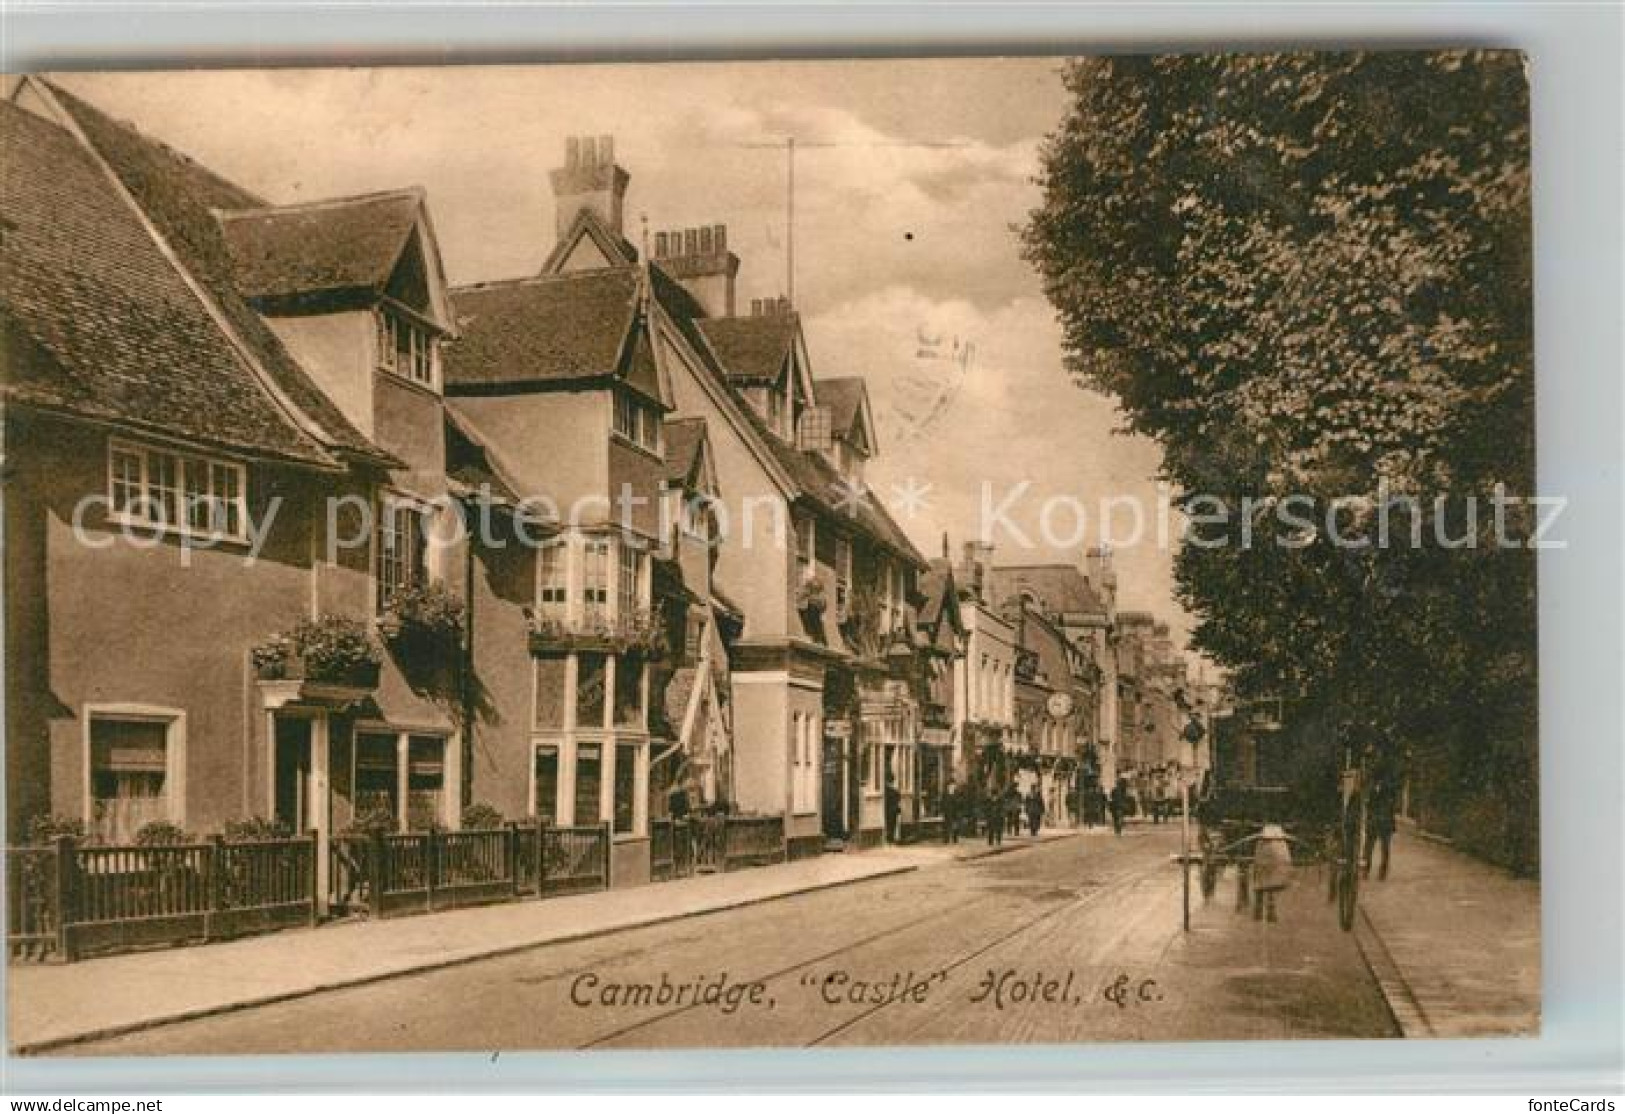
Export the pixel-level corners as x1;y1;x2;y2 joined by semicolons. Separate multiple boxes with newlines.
1;76;940;885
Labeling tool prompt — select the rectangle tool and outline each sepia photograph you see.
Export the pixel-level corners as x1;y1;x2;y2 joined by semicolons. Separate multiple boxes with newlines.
1;53;1540;1058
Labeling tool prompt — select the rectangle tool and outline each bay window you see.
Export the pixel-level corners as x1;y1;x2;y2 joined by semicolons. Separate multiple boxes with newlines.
582;539;610;620
574;743;602;825
537;541;568;619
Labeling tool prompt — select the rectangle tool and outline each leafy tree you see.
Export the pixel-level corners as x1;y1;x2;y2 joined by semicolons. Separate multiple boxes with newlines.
1023;52;1536;870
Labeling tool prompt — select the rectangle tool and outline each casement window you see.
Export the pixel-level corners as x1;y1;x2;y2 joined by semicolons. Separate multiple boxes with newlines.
617;543;643;620
533;744;561;822
88;715;178;844
576;653;608;728
354;731;448;831
537;541;568;619
107;440;247;541
377;500;428;610
574;743;603;825
613;742;638;834
794;517;815;582
835;537;852;615
376;306;436;388
612;392;662;453
582;539;610;620
613;656;645;728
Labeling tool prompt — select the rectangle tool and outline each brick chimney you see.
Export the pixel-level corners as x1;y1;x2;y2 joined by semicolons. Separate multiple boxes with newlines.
549;135;630;241
959;540;994;604
652;223;739;317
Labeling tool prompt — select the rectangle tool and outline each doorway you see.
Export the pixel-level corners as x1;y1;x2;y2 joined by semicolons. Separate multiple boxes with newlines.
273;715;314;832
820;733;846;841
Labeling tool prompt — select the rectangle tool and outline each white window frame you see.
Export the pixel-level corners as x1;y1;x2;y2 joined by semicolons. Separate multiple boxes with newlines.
377;496;430;611
794;516;815;583
612;391;663;455
106;439;249;544
537;538;569;620
375;304;439;390
352;725;455;832
82;704;187;840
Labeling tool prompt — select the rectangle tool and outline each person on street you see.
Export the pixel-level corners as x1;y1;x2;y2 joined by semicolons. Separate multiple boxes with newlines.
1108;778;1128;836
1251;823;1294;923
1024;784;1044;837
983;782;1005;847
884;777;902;844
1005;784;1023;837
943;779;961;843
1364;774;1398;880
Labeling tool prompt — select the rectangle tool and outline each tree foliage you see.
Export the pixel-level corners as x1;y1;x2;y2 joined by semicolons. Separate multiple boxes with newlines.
1023;52;1536;868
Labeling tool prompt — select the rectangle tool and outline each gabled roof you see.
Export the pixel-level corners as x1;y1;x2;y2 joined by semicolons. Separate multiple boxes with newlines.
662;416;712;490
696;313;798;386
989;564;1108;620
539;207;637;276
649;275;922;568
815;376;876;455
0;96;345;468
916;558;966;650
216;189;425;303
32;80;394;467
446;267;642;391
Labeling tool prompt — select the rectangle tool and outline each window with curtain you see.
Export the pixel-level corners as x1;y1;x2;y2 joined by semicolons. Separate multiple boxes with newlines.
537;540;568;619
613;742;638;834
89;718;171;844
582;539;610;620
354;732;400;826
575;743;602;825
406;736;445;830
534;657;568;730
377;500;427;610
576;653;607;729
617;544;641;620
613;656;644;728
534;745;560;823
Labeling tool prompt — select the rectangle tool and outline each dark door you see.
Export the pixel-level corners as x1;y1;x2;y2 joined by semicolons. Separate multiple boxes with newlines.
821;734;846;840
273;715;313;832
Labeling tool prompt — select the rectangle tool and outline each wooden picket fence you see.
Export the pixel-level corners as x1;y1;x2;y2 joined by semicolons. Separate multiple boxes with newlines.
6;835;317;963
5;814;791;964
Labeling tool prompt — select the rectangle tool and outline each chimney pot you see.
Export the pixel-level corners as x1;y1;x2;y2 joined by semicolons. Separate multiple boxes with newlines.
699;226;714;255
714;224;727;252
654;231;668;257
565;136;581;168
598;136;613;165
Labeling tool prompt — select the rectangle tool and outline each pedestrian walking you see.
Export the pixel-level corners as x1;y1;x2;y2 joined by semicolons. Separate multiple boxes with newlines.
983;783;1004;847
1024;784;1044;837
1005;784;1023;837
1109;779;1127;836
1364;775;1398;880
1251;823;1294;923
884;777;902;844
943;779;961;843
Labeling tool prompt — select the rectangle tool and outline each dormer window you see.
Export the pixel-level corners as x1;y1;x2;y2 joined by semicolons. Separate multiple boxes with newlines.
376;306;437;388
612;391;662;453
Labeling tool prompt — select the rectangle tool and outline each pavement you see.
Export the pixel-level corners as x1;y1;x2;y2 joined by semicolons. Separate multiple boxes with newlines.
5;828;1075;1054
6;821;1541;1054
1353;824;1541;1037
46;826;1396;1054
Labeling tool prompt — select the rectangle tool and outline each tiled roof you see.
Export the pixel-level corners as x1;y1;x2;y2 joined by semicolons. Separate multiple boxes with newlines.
43;82;391;465
446;268;640;389
989;564;1107;619
0;98;340;467
815;376;866;436
217;190;422;302
696;313;796;384
662;416;708;486
646;272;923;569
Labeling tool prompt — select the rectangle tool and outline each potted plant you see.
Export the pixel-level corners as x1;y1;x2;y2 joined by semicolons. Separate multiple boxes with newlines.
795;577;827;617
255;615;382;688
379;581;466;655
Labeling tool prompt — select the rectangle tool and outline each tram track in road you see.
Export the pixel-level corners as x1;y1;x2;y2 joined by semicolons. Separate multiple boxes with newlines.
802;855;1172;1047
579;840;1173;1050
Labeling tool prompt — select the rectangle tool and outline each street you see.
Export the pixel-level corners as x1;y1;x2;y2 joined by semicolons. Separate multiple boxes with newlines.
67;828;1398;1054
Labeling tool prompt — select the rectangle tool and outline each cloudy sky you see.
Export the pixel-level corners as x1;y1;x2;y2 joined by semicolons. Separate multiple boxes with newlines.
58;61;1194;648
